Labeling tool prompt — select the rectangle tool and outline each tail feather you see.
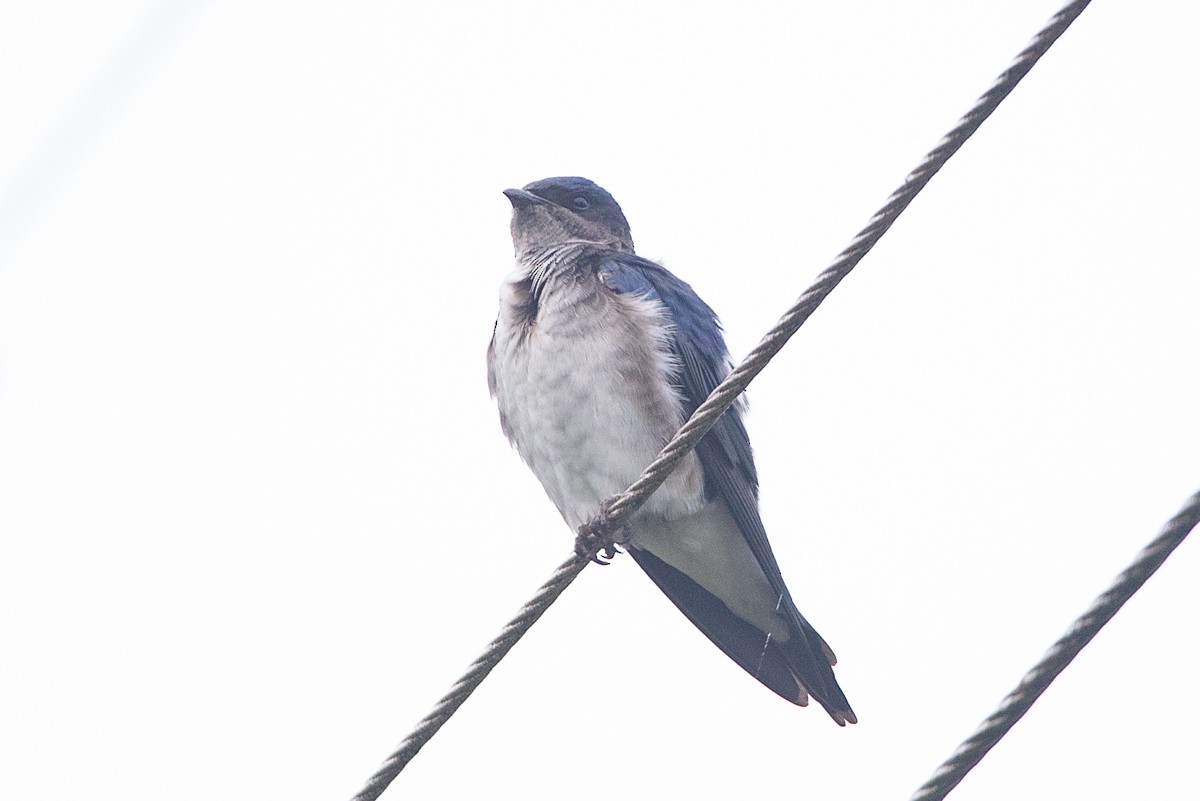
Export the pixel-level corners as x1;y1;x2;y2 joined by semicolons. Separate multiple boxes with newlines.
629;546;856;725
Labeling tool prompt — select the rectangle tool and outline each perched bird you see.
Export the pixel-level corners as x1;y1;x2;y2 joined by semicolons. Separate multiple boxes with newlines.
487;176;855;725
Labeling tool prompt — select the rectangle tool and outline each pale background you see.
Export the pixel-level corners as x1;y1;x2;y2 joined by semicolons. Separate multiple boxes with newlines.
1;2;1196;799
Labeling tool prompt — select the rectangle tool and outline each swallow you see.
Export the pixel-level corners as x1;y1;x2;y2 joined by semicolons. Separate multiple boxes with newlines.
487;176;855;724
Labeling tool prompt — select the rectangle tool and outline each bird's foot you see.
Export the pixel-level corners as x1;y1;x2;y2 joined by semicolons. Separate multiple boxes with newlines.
575;500;627;565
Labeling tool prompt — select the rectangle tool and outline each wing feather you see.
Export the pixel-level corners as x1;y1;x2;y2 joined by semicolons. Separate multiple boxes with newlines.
599;253;854;723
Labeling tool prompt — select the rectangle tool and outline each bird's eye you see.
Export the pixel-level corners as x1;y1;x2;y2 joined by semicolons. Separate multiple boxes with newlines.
571;196;590;210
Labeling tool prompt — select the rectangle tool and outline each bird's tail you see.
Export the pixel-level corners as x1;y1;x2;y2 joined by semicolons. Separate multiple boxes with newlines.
629;547;856;725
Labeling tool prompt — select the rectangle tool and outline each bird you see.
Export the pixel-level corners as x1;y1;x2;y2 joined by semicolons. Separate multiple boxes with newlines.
487;176;855;725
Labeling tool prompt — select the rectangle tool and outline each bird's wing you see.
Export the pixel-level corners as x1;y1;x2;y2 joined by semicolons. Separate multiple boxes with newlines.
598;253;785;590
599;253;854;723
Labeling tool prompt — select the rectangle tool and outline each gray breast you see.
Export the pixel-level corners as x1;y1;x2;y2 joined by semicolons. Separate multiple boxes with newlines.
489;262;706;528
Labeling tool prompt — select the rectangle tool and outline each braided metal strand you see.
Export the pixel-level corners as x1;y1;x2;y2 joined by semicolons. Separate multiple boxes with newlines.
909;489;1200;801
350;556;585;801
349;2;1095;797
607;0;1093;522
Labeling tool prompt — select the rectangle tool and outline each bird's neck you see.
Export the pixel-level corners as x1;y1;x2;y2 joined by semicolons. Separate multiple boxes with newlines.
515;237;631;274
515;240;588;276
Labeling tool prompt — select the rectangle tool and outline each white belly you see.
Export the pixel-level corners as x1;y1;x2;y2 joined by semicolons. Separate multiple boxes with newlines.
489;268;706;529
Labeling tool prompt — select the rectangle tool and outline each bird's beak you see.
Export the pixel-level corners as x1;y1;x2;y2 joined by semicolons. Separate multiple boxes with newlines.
503;188;548;209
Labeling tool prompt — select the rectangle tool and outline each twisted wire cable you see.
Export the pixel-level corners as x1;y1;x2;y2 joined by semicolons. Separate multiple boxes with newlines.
909;489;1200;801
351;2;1094;797
351;555;585;801
607;0;1093;522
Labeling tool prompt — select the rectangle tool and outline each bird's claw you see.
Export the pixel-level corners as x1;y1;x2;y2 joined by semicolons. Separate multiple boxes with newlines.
575;501;626;565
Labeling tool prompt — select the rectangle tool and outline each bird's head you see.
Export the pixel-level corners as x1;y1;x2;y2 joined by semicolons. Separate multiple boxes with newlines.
503;176;634;260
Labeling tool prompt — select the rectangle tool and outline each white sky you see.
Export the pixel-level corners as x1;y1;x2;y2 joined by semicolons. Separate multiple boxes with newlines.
1;2;1197;799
